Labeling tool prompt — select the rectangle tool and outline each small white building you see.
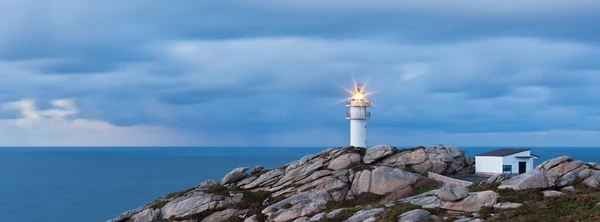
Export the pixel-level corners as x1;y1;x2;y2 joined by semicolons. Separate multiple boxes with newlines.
475;148;539;175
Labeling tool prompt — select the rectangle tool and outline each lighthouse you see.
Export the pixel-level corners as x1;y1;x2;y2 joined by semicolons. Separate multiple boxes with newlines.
346;84;371;148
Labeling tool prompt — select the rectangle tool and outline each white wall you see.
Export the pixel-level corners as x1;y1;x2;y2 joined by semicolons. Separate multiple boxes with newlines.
475;156;503;174
502;150;533;174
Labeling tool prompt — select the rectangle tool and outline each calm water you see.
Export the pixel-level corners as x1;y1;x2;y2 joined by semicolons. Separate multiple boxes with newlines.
0;146;599;222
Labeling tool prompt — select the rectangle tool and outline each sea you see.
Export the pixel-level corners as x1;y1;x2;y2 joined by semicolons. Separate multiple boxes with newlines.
0;146;599;222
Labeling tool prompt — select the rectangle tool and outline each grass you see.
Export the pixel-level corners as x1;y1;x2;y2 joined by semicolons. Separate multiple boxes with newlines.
325;192;384;210
467;182;500;192
413;178;443;195
340;146;367;156
466;178;600;221
204;184;231;196
319;209;360;222
348;161;375;172
375;203;421;222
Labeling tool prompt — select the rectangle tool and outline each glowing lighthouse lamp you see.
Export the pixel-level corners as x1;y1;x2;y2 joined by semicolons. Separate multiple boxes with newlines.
346;84;371;148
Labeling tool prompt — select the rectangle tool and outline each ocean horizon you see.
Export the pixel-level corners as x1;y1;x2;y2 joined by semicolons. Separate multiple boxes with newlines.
1;146;599;222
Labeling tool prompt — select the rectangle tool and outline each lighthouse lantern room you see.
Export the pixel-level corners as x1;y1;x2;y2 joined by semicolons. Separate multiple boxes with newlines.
346;84;371;148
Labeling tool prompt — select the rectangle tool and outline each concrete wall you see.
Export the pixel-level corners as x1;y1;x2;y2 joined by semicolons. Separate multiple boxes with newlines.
475;156;503;174
503;150;533;174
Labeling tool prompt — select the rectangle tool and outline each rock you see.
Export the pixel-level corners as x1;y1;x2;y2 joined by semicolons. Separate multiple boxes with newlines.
345;208;385;222
493;202;523;209
293;217;310;222
498;170;556;190
440;191;499;212
237;176;258;187
560;186;575;192
436;184;469;202
242;169;284;189
542;190;565;197
310;213;327;221
588;162;599;169
412;160;434;174
244;215;259;222
160;192;225;219
548;160;584;177
250;165;264;175
326;209;346;218
201;209;239;222
556;164;588;187
583;170;600;188
262;190;332;222
579;169;593;179
382;148;429;166
222;167;249;184
351;166;423;195
363;145;396;164
108;207;144;222
328;153;361;170
198;180;221;189
129;208;160;222
465;156;475;166
536;156;573;171
397;209;432;222
441;153;454;163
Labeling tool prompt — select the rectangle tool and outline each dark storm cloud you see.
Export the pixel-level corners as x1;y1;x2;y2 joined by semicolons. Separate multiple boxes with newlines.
2;0;600;146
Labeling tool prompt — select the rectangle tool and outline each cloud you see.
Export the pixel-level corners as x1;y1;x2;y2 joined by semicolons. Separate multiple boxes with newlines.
0;99;201;146
2;2;600;146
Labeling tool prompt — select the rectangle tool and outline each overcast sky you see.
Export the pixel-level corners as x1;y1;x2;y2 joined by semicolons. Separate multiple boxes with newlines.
2;0;600;147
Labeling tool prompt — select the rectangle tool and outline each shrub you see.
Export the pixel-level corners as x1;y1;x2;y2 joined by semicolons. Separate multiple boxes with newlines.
413;178;443;195
381;186;414;204
325;192;384;210
375;203;421;222
204;184;230;196
467;182;500;192
320;209;360;222
146;200;168;209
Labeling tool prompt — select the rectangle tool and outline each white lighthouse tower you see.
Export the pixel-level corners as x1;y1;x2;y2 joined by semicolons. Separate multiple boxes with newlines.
346;84;371;148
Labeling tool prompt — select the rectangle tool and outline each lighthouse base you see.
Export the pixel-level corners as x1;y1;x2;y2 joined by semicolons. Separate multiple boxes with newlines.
350;120;367;148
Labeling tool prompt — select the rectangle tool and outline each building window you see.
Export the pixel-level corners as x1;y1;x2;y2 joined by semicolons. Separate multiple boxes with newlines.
503;165;512;173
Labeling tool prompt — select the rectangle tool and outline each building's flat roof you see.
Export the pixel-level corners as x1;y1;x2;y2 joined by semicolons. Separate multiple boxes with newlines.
476;148;530;157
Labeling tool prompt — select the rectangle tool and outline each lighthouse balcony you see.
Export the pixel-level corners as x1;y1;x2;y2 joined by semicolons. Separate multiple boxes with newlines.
346;99;371;107
346;111;371;120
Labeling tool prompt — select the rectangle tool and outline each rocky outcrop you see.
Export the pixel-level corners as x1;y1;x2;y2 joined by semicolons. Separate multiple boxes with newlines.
108;145;476;222
380;145;474;175
363;145;396;164
397;209;433;222
351;166;423;195
222;167;249;184
498;156;599;190
345;208;384;222
542;190;565;197
493;202;523;209
498;170;556;190
401;190;498;212
435;184;469;202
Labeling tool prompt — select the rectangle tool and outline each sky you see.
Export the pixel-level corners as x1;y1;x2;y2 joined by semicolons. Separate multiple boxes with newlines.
2;0;600;147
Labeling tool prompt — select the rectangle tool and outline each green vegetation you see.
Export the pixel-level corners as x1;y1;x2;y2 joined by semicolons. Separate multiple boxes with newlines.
340;146;367;156
146;200;168;209
485;193;600;222
375;203;421;222
395;146;426;153
204;184;231;196
348;161;375;172
325;192;384;210
319;208;360;222
413;178;443;195
467;182;500;192
467;179;600;221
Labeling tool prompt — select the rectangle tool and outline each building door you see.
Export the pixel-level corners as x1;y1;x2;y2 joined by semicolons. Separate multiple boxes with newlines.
519;162;527;174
